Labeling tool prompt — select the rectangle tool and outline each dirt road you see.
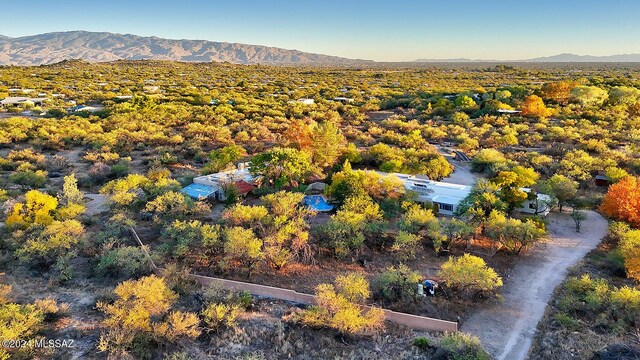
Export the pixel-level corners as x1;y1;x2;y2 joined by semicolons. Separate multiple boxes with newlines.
461;210;608;360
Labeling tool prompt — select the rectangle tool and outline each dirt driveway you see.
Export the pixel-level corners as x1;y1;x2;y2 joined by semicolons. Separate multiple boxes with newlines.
461;210;608;360
438;147;477;186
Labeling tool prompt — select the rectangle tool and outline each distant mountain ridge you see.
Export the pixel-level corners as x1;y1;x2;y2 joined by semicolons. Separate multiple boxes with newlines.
414;53;640;63
0;31;371;66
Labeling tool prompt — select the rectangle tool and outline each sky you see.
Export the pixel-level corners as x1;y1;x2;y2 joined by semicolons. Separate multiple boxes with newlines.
1;0;639;62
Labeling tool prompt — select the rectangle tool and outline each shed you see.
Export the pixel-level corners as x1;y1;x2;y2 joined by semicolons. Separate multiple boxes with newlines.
234;180;256;195
595;175;611;187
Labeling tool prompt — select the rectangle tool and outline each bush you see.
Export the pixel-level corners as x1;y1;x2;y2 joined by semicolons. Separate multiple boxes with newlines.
372;264;421;303
96;275;200;357
294;273;385;335
96;245;152;278
201;303;243;331
390;231;422;259
559;274;640;333
18;220;85;267
620;230;640;281
435;332;490;360
413;336;432;351
437;254;503;295
9;170;47;188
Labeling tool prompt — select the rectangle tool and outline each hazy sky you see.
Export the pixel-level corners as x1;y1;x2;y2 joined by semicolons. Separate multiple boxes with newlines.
1;0;639;61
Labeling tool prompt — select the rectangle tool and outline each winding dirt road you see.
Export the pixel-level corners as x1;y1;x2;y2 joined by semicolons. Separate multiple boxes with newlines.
461;210;608;360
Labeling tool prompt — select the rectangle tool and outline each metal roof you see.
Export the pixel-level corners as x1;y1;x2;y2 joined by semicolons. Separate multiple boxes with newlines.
181;183;217;199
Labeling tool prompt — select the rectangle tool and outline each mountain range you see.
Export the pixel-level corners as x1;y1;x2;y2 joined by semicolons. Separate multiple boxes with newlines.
0;31;370;66
0;31;639;66
414;53;640;63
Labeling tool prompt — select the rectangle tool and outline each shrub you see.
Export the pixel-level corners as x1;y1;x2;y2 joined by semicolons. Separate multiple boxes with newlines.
295;273;385;335
372;264;421;303
436;332;490;360
6;190;58;227
96;246;152;278
391;231;422;259
96;275;200;357
18;220;85;266
620;230;640;281
201;303;243;331
437;254;503;295
413;336;432;351
9;170;47;188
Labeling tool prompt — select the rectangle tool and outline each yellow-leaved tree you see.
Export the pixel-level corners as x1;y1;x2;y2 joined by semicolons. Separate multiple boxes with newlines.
295;273;385;335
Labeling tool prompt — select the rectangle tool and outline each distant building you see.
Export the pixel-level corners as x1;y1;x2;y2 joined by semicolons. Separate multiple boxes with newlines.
497;109;522;114
333;97;354;103
68;105;100;112
595;174;611;187
0;97;49;106
297;98;315;105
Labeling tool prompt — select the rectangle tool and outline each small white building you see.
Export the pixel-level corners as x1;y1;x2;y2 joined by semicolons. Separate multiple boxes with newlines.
297;98;315;105
0;97;49;106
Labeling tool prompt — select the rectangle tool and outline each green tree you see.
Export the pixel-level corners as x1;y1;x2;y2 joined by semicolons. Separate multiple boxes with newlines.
202;144;247;174
250;147;311;188
6;190;58;228
620;230;640;282
310;121;347;170
222;227;263;275
372;264;422;303
471;149;509;175
538;174;578;212
296;273;385;335
484;210;545;254
437;254;503;295
570;85;608;107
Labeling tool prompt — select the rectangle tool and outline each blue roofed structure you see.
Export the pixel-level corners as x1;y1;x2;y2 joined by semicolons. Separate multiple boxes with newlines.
181;183;218;199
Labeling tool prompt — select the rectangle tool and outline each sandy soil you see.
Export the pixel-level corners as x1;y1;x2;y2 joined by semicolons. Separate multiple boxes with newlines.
461;210;608;360
84;193;108;216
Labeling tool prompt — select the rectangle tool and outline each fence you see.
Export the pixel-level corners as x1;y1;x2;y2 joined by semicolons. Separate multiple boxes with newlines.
130;227;458;332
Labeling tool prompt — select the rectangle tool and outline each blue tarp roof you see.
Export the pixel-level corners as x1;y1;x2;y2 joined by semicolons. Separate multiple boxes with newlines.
181;183;217;199
302;195;334;212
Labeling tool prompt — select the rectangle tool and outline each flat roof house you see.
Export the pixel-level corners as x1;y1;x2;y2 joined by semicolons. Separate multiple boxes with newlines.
0;97;49;106
183;162;257;201
382;172;551;216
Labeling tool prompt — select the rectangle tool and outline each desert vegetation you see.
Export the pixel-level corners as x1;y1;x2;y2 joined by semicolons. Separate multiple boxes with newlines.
1;60;639;358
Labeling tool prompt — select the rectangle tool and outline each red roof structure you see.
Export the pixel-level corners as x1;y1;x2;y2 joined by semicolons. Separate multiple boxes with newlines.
234;180;256;195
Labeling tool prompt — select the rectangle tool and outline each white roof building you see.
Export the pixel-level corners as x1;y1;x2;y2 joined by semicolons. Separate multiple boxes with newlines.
382;172;551;216
0;97;49;106
190;162;258;201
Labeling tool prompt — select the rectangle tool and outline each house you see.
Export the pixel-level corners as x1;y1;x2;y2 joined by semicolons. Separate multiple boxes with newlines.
333;97;354;103
183;162;258;201
518;189;552;216
383;172;551;216
497;109;521;114
69;105;99;113
384;172;472;216
0;97;49;106
297;98;315;105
